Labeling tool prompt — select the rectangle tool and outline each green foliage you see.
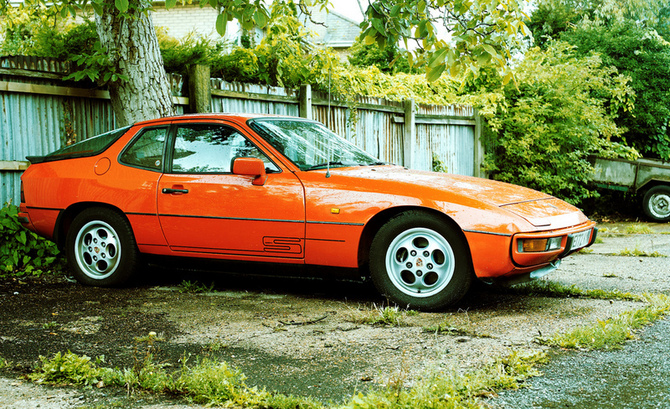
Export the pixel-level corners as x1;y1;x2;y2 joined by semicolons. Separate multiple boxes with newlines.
29;349;323;409
423;321;493;338
348;305;417;327
347;39;417;74
28;351;105;386
357;0;530;85
526;0;588;48
625;224;654;234
158;30;231;76
342;351;546;409
513;279;642;302
0;205;64;276
177;280;216;294
614;248;667;257
0;5;97;58
538;293;670;350
484;41;638;205
561;21;670;160
64;40;129;83
27;348;547;409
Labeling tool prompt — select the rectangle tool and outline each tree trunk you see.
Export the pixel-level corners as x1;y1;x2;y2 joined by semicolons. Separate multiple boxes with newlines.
95;1;175;127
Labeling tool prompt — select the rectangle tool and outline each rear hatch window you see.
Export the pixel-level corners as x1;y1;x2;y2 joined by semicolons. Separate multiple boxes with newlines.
27;126;131;164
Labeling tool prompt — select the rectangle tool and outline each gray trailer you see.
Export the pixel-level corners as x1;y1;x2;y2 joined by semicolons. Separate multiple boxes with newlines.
591;157;670;222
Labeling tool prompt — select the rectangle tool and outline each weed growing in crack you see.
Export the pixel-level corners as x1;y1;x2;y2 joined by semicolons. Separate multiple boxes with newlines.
26;347;552;409
614;247;666;257
28;351;106;386
625;224;654;235
342;351;547;409
347;304;417;327
536;293;670;351
512;280;642;301
177;280;216;294
423;320;493;338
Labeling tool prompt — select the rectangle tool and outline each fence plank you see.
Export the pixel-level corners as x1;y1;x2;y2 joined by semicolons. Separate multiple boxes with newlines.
1;58;482;206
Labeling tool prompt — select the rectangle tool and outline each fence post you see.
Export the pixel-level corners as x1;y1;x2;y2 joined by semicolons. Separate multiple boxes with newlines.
473;109;485;178
299;84;312;120
403;98;416;168
188;64;211;113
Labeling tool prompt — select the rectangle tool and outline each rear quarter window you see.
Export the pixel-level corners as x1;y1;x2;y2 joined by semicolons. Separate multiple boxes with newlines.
33;126;131;163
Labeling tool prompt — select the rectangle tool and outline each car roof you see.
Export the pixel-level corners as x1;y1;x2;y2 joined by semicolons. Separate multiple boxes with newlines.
134;113;298;127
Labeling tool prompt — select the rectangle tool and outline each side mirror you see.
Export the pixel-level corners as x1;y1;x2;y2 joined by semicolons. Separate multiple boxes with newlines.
232;157;267;186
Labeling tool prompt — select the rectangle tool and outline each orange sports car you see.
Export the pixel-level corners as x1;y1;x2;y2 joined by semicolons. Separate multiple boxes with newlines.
19;114;597;310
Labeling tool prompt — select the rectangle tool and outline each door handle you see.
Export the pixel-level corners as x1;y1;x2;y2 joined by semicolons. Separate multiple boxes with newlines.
162;188;189;194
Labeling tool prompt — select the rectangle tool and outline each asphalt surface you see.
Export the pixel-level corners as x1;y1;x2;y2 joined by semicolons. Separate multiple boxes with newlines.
491;317;670;408
490;222;670;408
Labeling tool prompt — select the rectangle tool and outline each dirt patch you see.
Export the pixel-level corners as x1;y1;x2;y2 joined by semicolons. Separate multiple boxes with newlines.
0;222;667;407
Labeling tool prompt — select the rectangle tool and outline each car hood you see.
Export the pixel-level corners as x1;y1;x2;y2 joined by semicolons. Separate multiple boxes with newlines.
331;166;588;228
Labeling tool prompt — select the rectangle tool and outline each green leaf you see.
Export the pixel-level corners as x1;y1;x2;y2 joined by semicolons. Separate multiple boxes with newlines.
426;64;445;82
91;1;103;15
428;47;449;68
253;10;267;28
372;18;386;36
216;12;227;36
114;0;129;13
165;0;177;9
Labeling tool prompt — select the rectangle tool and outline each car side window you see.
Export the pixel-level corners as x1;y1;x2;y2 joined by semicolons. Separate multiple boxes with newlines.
171;124;279;174
120;127;167;171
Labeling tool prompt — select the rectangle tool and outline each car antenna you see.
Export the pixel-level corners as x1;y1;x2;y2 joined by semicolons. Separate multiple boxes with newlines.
326;145;332;178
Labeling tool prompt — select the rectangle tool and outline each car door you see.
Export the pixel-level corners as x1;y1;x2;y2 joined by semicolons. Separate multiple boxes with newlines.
157;121;306;260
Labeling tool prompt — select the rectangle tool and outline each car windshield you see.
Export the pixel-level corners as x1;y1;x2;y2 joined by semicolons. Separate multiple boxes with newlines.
248;118;382;171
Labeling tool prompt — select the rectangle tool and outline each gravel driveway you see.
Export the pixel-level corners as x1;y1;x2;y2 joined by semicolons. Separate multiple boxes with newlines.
0;222;668;408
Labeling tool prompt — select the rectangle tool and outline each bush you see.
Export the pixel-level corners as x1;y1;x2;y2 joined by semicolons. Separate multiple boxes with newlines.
484;42;638;205
561;22;670;160
0;204;64;276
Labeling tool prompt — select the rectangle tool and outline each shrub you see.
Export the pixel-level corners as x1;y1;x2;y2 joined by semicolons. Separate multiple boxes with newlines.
0;204;64;276
484;42;638;205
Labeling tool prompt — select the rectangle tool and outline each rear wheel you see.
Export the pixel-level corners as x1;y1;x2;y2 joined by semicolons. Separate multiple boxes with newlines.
369;211;472;311
65;208;138;286
643;186;670;222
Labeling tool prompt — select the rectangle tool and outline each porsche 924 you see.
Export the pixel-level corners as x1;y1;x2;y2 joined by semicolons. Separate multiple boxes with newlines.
18;114;597;310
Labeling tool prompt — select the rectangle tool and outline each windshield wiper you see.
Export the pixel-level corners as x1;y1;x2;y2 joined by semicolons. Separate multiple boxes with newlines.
307;161;345;170
364;161;387;166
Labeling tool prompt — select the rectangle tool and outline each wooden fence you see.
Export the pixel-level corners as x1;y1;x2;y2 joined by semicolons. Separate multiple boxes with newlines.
0;56;483;206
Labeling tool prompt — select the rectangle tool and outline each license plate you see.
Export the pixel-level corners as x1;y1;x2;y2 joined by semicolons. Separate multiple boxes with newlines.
570;229;592;251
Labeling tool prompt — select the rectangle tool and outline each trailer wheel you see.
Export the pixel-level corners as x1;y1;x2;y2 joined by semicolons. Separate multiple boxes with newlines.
643;186;670;222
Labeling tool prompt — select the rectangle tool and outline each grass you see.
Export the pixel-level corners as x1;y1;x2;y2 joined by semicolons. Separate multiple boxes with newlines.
423;320;493;338
614;247;667;257
0;357;12;369
177;280;216;294
537;293;670;351
512;280;642;301
27;348;547;409
341;351;547;409
20;278;670;408
625;224;654;235
347;304;418;327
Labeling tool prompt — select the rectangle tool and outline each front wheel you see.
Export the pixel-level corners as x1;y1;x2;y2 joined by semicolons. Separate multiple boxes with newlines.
369;211;472;311
65;208;139;286
643;186;670;222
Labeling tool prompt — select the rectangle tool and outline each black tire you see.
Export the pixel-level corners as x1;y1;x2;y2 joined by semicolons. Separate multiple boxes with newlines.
65;207;138;286
369;211;472;311
642;186;670;222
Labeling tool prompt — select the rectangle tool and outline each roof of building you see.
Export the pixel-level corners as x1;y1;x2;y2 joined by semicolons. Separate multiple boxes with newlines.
300;8;361;48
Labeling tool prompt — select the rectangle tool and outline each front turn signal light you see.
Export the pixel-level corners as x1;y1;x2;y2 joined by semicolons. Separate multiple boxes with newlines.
519;237;562;253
